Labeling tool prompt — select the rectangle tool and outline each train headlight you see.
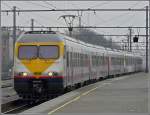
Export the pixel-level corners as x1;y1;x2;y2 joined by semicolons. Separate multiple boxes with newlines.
22;72;28;76
48;72;53;76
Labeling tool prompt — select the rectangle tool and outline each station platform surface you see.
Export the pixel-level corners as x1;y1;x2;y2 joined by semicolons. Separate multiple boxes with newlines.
23;72;149;115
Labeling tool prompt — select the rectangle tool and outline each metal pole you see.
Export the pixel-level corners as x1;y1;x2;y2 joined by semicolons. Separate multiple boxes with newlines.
146;6;149;73
0;0;2;107
149;0;150;72
48;27;52;31
13;6;16;66
130;28;132;51
0;0;2;82
31;18;34;31
129;27;132;52
79;16;81;27
127;35;130;51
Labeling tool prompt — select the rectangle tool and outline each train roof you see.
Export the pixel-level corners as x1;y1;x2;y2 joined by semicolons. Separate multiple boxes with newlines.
17;31;64;43
17;31;143;58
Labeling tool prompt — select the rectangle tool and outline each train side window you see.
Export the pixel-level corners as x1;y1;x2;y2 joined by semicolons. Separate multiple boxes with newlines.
77;53;78;67
66;52;69;67
111;57;114;65
82;54;85;67
70;52;72;67
75;52;77;67
81;54;83;67
92;55;94;66
73;52;74;67
72;52;74;67
79;53;81;67
81;53;82;66
103;56;105;65
95;55;97;66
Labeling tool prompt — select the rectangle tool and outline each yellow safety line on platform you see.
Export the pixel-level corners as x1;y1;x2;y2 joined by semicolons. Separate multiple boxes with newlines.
48;86;100;115
48;95;81;115
48;75;130;115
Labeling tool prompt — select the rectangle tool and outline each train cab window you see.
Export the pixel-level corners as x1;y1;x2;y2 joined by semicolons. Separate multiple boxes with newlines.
39;45;59;59
18;45;37;59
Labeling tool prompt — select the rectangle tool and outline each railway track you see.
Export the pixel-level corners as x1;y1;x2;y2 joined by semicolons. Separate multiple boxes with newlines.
1;73;137;114
2;99;25;114
1;81;104;114
3;104;28;114
2;99;44;114
1;95;61;114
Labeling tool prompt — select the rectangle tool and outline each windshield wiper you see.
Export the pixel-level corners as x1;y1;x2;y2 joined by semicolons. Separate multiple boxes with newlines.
39;53;48;62
28;55;37;60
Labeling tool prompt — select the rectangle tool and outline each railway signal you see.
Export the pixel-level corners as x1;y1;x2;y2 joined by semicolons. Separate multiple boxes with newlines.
133;35;139;43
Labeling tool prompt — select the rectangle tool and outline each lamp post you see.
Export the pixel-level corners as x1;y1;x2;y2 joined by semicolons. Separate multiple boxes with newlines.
146;6;149;73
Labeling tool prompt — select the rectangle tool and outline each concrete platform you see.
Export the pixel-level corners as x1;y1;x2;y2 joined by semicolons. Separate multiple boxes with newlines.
22;73;148;115
1;86;19;104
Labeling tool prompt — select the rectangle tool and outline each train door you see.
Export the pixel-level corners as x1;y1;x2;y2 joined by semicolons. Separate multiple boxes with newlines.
66;46;70;86
66;47;73;86
80;51;84;82
124;55;126;73
88;53;92;80
64;45;67;87
125;55;127;73
70;47;74;86
102;53;105;77
107;56;110;76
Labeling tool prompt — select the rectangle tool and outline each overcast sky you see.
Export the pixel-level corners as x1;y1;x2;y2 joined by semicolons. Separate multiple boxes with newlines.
1;1;149;42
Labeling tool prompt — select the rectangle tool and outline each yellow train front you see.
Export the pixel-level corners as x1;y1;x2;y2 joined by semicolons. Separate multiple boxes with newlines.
14;31;65;100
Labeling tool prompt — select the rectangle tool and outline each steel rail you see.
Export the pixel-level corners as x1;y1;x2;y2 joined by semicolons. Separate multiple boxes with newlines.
3;104;28;114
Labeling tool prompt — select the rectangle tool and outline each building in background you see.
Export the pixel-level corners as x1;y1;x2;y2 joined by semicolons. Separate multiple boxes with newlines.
1;27;23;80
1;28;10;80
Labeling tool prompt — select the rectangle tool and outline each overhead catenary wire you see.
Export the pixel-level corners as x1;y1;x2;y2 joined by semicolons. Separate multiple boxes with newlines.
89;1;112;8
5;2;66;27
92;2;146;41
93;1;143;26
42;1;57;9
2;2;12;10
1;8;147;13
1;3;147;28
26;1;53;10
2;26;149;29
42;1;77;27
118;6;147;27
2;2;148;33
21;2;65;27
70;2;115;34
82;2;142;32
2;0;148;1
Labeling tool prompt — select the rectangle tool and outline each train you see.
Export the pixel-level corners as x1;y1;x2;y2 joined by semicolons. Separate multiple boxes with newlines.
13;31;143;100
